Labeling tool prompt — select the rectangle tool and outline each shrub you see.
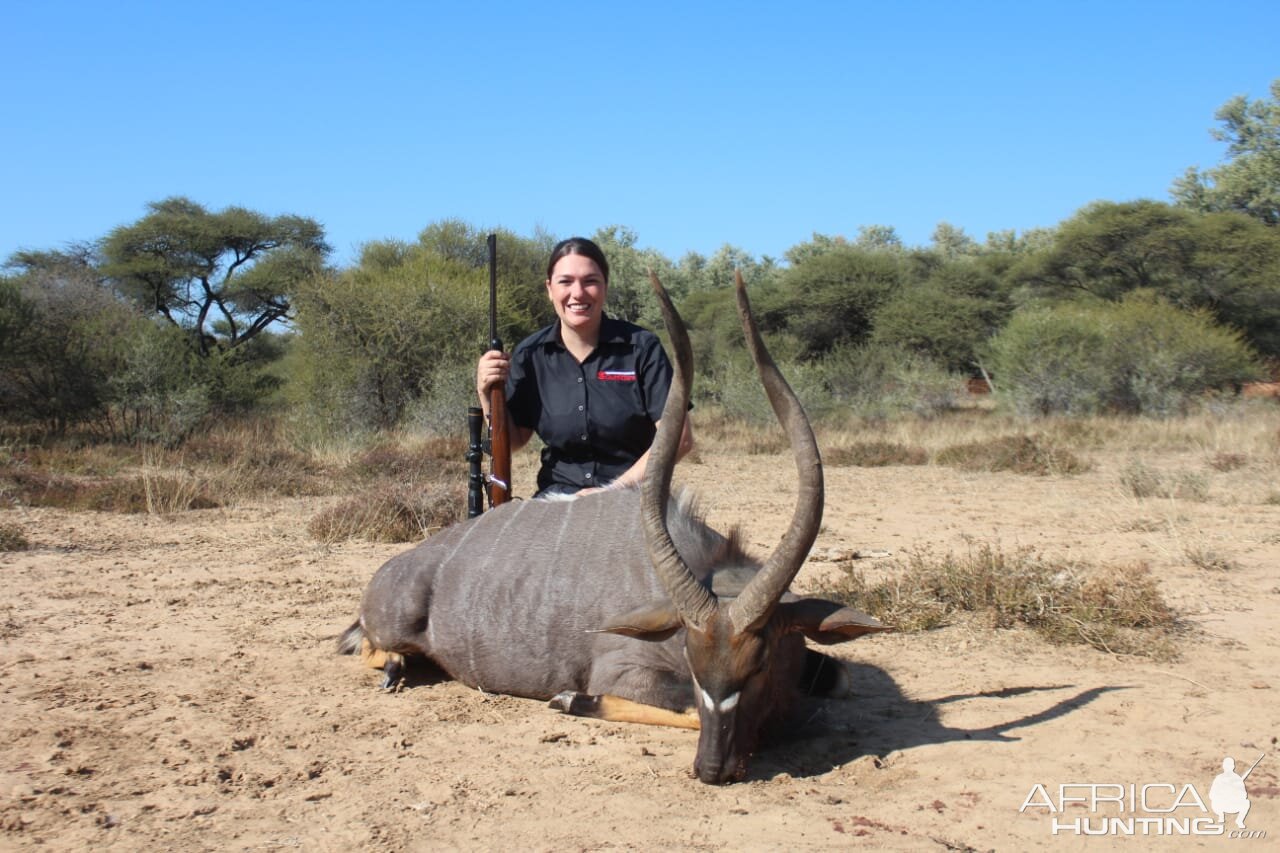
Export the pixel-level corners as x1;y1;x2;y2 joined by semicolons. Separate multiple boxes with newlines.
0;262;145;433
344;440;465;482
816;343;962;420
1208;452;1248;472
1120;460;1164;498
711;352;834;425
0;464;219;513
0;522;29;551
824;441;928;467
811;543;1179;657
935;434;1090;475
987;292;1260;417
107;325;212;445
405;361;478;437
1120;460;1210;501
308;481;464;543
1183;542;1237;571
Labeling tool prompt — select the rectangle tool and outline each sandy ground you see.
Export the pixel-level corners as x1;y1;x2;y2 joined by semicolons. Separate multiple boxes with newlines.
2;443;1278;851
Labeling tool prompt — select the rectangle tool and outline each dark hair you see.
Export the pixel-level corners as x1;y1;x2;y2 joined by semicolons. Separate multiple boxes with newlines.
546;237;610;283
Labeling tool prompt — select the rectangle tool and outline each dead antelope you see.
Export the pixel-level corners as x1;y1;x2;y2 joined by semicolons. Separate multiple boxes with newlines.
338;271;886;784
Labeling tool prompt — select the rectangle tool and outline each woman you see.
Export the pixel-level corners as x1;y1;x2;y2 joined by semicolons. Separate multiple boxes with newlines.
476;237;694;498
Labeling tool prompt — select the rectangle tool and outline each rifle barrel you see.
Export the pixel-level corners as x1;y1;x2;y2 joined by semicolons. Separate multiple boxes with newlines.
486;233;512;506
488;233;500;350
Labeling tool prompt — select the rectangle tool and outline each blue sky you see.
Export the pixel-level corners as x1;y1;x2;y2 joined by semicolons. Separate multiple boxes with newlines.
2;1;1276;267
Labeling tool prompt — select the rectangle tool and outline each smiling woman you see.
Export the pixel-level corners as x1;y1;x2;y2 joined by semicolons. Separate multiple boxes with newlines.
475;237;694;498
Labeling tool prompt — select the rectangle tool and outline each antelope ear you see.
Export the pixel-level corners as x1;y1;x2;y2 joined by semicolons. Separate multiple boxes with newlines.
593;602;684;641
774;598;888;644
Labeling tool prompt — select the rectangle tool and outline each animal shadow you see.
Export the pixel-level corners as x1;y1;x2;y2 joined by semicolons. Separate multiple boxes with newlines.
750;661;1127;781
388;656;451;690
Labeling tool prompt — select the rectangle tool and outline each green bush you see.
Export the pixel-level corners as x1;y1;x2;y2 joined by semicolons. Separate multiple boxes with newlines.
108;324;211;444
869;261;1011;374
286;245;490;434
817;343;962;420
987;292;1259;416
0;266;144;433
710;352;834;425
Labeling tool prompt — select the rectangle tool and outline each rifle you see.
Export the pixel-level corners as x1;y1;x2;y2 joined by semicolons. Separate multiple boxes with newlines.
484;233;512;508
466;406;485;518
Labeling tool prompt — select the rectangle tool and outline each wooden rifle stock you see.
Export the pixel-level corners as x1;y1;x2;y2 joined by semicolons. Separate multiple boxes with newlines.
486;233;512;507
487;385;511;506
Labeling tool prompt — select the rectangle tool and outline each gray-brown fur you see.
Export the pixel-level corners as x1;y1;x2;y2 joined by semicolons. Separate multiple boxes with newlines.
342;488;742;705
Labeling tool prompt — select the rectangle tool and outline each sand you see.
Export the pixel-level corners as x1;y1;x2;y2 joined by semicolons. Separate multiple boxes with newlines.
2;447;1277;850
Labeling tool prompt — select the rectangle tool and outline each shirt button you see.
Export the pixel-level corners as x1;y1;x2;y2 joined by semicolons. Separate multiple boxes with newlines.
577;376;584;383
585;473;592;480
577;404;584;411
580;434;587;440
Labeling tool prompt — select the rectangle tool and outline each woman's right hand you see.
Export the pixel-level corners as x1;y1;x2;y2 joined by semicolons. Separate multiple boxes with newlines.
476;350;510;404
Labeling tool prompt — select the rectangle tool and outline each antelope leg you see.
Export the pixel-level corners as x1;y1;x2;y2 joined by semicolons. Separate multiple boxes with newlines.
360;639;404;689
360;638;388;670
550;691;700;730
380;654;404;690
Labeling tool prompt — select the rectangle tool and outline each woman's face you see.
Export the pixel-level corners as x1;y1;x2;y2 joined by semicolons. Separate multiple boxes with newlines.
546;253;607;336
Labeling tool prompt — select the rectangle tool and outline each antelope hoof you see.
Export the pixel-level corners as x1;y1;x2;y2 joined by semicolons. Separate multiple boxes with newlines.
550;691;599;716
380;657;404;691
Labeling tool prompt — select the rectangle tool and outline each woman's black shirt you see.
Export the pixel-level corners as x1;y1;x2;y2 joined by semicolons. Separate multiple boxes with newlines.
506;316;674;492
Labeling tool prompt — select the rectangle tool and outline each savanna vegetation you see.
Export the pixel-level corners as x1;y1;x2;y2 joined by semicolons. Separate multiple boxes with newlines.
4;82;1280;652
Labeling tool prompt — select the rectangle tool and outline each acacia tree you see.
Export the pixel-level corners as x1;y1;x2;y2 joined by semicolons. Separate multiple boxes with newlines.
763;245;904;359
1173;78;1280;226
101;197;330;356
1014;200;1280;357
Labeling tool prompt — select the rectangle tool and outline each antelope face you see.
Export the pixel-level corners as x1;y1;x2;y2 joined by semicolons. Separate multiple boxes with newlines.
684;611;778;785
637;270;888;784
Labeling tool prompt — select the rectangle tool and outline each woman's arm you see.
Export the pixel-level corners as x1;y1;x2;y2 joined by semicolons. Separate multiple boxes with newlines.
594;415;695;492
476;350;534;452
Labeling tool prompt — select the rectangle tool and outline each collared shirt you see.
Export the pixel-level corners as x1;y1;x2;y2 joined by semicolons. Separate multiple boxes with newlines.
506;316;675;492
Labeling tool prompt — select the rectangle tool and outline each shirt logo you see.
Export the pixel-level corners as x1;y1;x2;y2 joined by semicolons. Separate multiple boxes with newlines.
597;370;637;382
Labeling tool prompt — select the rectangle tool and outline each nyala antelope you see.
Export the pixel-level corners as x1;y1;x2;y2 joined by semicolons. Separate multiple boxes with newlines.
339;271;886;784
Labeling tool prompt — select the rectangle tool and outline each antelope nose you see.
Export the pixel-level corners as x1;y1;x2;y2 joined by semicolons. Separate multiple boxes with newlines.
694;758;736;785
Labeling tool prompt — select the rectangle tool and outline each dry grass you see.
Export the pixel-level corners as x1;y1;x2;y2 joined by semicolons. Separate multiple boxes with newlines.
934;434;1091;476
0;466;220;514
0;521;29;551
306;434;469;542
2;422;327;514
308;481;465;544
3;403;1276;537
810;543;1181;658
806;403;1280;458
1119;460;1210;501
1182;542;1238;572
342;437;467;483
0;421;477;541
684;403;1280;471
824;441;928;467
1207;451;1248;472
